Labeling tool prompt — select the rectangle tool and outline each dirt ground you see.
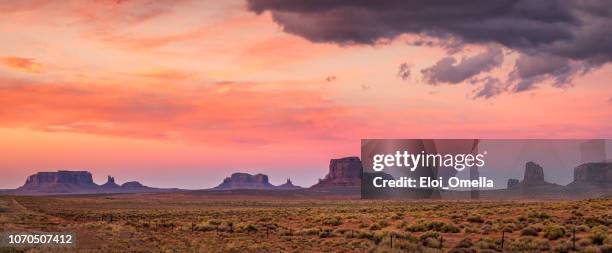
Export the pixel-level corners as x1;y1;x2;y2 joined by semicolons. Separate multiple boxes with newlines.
0;194;610;253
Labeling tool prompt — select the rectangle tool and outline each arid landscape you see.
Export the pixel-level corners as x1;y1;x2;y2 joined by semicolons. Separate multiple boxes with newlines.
0;193;610;253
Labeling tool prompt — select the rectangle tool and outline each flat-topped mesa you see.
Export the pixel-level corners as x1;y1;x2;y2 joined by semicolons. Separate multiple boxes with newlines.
215;173;275;189
311;157;362;188
17;170;99;194
121;181;146;188
23;171;96;187
567;162;612;189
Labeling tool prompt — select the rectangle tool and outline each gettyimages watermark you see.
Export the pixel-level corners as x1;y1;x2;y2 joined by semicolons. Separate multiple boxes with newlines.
361;139;610;199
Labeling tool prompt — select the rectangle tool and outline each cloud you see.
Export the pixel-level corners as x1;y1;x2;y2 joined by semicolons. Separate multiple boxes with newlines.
421;47;503;85
509;53;591;92
397;63;411;81
1;57;43;73
248;0;612;97
0;78;365;146
472;77;504;99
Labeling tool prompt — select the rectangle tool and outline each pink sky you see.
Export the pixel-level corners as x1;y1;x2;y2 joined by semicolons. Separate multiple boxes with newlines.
1;1;611;189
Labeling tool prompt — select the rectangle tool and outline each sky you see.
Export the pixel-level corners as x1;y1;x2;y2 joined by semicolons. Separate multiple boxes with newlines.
1;0;611;189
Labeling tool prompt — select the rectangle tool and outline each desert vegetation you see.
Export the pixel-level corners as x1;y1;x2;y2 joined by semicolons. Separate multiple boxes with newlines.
0;194;610;252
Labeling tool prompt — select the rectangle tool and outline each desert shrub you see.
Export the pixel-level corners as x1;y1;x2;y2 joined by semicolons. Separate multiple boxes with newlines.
586;216;611;227
299;228;319;236
474;237;497;251
580;238;594;247
528;211;551;220
319;229;333;238
453;238;473;248
406;223;427;232
481;225;494;235
419;231;439;241
322;216;342;226
378;220;390;228
576;225;591;232
391;212;404;220
582;246;602;253
464;226;480;234
543;225;566;240
369;223;382;231
423;237;441;248
195;221;217;232
501;223;516;232
467;215;484;223
590;226;609;245
396;221;409;229
600;245;612;253
521;227;539;236
448;248;476;253
507;236;550;252
531;223;545;231
369;238;422;253
240;223;258;233
440;223;461;233
278;228;293;236
207;219;222;226
356;230;375;240
554;240;572;253
426;221;445;230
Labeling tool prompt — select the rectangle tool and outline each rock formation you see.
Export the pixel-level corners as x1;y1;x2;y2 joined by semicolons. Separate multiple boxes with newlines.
14;170;169;195
311;157;362;188
507;179;519;189
214;173;275;189
567;162;612;189
121;181;146;188
101;176;120;188
17;171;98;194
276;178;301;189
23;171;96;186
503;161;561;196
522;162;546;185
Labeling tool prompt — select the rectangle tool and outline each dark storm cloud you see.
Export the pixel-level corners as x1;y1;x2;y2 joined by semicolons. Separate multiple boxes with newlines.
421;47;503;85
248;0;612;97
510;53;592;92
247;0;577;46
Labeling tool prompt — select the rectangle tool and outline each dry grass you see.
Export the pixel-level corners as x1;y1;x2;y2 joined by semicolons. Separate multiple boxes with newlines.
0;194;610;252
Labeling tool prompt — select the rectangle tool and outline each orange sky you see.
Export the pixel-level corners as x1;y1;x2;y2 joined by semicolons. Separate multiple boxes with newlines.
1;1;611;189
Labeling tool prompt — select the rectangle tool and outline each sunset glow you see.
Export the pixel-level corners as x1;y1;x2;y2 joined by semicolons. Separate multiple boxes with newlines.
1;0;611;189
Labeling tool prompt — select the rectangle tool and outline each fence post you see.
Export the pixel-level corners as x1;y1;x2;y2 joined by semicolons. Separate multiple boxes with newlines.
572;227;576;251
440;235;443;249
390;234;393;248
501;230;505;251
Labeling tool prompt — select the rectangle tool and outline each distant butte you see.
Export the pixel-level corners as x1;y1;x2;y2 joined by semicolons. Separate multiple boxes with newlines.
310;157;362;188
12;170;172;195
213;173;303;190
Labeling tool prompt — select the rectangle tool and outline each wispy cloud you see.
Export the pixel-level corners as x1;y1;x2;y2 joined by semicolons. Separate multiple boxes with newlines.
0;78;365;146
1;57;43;73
